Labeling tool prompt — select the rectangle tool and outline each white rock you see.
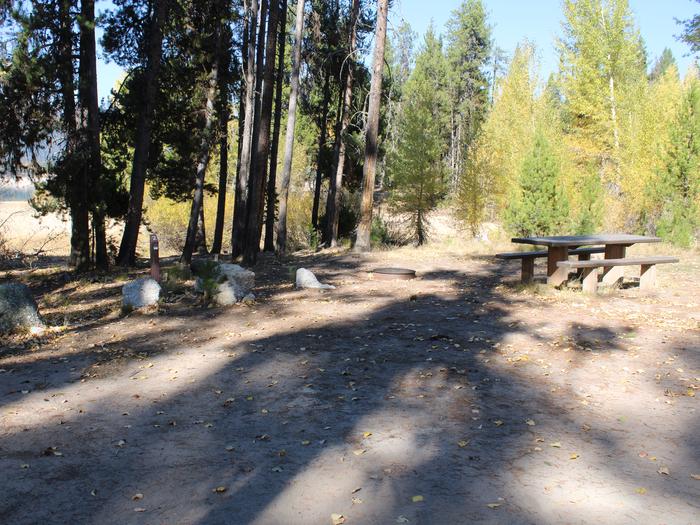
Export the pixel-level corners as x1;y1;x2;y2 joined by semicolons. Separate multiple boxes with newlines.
122;277;161;309
217;264;255;295
295;268;335;290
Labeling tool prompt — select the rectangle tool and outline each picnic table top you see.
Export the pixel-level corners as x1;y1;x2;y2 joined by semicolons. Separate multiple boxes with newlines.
511;234;661;247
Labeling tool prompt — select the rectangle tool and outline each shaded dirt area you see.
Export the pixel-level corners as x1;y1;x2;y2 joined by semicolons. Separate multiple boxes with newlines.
1;248;699;525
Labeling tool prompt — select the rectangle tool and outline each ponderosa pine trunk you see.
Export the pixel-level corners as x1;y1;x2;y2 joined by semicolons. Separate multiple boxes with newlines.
117;0;170;266
275;0;305;255
231;0;260;259
78;0;107;269
263;0;288;252
323;0;360;247
311;72;331;231
242;0;279;266
58;0;89;272
354;0;388;252
180;58;219;265
211;19;233;255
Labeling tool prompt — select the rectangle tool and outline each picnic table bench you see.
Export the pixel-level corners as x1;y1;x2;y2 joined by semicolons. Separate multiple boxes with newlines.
496;234;678;292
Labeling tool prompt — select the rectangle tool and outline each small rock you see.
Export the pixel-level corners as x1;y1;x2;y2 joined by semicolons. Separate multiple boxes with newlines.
0;281;44;334
122;278;161;310
296;268;335;290
241;293;256;304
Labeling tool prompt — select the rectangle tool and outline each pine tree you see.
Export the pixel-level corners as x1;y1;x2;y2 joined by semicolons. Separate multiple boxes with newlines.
388;29;448;245
505;131;570;236
654;79;700;246
445;0;491;189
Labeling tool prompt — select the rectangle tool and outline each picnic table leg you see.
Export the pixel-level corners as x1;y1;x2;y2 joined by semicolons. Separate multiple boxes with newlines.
581;267;599;293
521;257;534;283
639;264;656;291
601;244;626;285
546;246;569;286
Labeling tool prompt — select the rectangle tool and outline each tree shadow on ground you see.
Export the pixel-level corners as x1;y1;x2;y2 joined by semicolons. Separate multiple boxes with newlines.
0;258;697;524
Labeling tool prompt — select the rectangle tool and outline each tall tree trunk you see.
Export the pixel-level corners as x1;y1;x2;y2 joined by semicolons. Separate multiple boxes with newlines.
324;0;360;247
242;0;279;266
58;0;89;271
117;0;170;266
195;205;208;255
212;21;233;254
180;59;220;265
263;0;288;252
231;0;260;259
275;0;305;255
311;72;331;230
354;0;388;252
78;0;107;269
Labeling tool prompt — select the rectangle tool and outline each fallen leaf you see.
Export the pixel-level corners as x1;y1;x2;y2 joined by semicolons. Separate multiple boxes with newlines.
212;486;227;493
351;487;362;494
352;497;363;504
525;419;536;426
301;440;311;446
20;464;29;469
353;449;366;456
550;442;561;448
132;493;144;500
494;420;503;427
581;424;591;432
457;440;470;448
90;489;97;496
636;487;647;495
690;474;700;480
271;466;283;472
487;503;502;509
396;517;409;524
133;508;146;512
657;466;670;476
331;513;345;525
363;431;372;438
412;495;424;503
570;453;580;460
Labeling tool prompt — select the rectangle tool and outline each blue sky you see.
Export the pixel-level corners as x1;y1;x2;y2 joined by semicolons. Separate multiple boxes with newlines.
389;0;698;79
96;0;699;101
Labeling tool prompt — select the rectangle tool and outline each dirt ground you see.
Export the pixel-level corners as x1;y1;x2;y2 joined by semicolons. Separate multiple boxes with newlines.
0;246;698;525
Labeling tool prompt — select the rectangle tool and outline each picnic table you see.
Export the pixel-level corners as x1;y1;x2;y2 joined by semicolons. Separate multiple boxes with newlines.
510;234;662;286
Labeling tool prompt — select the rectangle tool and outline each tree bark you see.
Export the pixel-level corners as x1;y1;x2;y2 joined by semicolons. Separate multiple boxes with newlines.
117;0;170;266
275;0;305;255
231;0;260;259
354;0;388;252
78;0;107;269
195;205;208;255
311;72;331;230
263;0;288;252
58;0;89;272
211;19;233;254
323;0;360;247
180;58;219;265
242;0;279;265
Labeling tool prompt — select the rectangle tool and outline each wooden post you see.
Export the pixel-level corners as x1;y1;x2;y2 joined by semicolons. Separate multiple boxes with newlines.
150;233;160;282
576;250;591;279
639;264;656;291
602;244;626;285
581;267;598;294
521;257;534;284
546;246;569;286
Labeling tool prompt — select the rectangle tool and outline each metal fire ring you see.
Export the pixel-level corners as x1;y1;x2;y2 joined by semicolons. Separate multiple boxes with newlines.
371;267;416;281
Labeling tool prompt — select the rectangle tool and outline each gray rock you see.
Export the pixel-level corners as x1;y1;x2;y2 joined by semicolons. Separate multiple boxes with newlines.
295;268;335;289
193;263;255;306
217;264;255;295
0;282;44;334
241;292;256;304
122;277;161;309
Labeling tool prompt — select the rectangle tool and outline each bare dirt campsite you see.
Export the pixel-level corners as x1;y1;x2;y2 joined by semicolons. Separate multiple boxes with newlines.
1;243;698;524
2;0;700;523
